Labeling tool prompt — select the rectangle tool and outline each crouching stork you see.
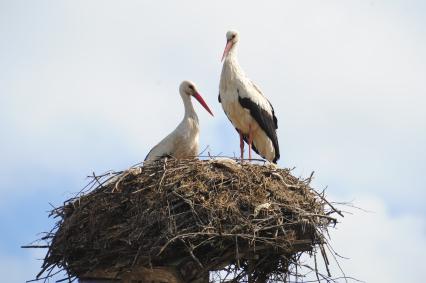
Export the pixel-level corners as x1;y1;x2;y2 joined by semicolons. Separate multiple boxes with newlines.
145;81;214;163
219;30;280;163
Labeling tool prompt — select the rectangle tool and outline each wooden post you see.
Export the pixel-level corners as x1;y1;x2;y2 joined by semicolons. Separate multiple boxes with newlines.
80;266;185;283
79;260;209;283
79;280;119;283
121;266;184;283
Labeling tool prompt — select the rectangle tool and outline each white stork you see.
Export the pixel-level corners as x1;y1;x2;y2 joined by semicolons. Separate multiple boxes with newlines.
144;81;214;163
219;30;280;163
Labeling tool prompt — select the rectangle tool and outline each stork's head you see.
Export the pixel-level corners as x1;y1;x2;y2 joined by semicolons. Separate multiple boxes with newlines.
222;30;239;61
179;80;214;116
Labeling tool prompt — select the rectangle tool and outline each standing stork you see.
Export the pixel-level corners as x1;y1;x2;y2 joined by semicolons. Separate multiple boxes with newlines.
144;81;214;163
219;30;280;163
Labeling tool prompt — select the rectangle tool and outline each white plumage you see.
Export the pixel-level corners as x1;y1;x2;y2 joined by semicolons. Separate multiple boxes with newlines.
219;30;280;163
144;81;213;163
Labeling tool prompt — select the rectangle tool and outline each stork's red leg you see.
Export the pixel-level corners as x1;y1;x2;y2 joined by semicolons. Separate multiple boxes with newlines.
248;125;253;160
239;130;244;161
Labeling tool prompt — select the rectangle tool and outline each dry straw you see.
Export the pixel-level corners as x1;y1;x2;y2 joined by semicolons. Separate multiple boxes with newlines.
28;158;344;282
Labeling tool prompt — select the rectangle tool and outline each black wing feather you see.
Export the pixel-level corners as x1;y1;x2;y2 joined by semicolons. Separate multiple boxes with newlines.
268;101;278;129
238;92;280;163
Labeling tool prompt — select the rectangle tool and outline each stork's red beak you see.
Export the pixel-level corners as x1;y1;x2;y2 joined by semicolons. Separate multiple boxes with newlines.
221;40;233;62
193;92;214;116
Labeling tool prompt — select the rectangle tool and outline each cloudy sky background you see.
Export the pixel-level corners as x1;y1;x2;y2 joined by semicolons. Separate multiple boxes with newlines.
1;0;425;282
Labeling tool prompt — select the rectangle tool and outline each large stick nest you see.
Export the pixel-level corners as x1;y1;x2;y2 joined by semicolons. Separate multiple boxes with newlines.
36;158;340;282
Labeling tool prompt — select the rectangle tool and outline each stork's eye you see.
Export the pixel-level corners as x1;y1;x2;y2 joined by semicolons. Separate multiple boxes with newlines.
189;85;194;90
232;34;236;39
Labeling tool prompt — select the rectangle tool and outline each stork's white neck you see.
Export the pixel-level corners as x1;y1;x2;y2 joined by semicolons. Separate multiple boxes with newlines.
224;41;239;64
181;93;198;121
221;42;245;83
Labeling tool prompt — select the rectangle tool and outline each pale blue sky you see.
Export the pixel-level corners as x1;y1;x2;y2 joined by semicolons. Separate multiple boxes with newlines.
1;0;425;282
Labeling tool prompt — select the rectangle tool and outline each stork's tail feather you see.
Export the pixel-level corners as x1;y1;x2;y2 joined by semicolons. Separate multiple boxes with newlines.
272;153;280;164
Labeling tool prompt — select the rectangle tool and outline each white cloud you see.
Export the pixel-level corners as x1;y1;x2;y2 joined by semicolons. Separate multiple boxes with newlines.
302;194;426;283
